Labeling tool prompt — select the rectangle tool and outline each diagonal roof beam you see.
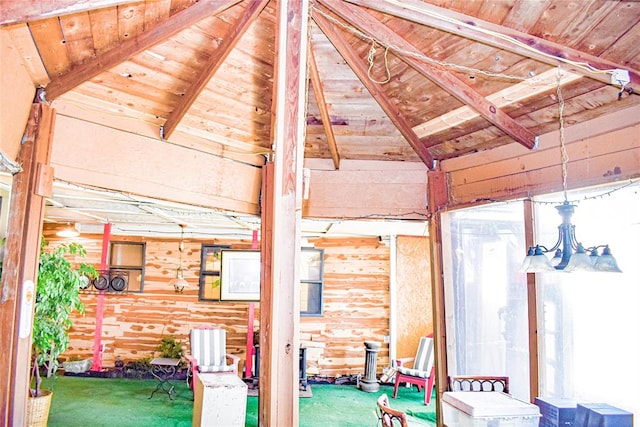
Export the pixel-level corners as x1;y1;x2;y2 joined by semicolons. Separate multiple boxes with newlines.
308;44;341;170
413;68;583;140
312;11;435;169
44;0;242;100
320;0;538;150
161;0;269;140
343;0;640;88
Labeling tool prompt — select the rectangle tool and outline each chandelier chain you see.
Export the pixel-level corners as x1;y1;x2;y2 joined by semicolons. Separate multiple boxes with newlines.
557;68;569;202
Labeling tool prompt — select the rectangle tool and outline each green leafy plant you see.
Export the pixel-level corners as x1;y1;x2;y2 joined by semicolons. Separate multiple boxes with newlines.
157;336;184;359
31;239;96;397
124;355;153;379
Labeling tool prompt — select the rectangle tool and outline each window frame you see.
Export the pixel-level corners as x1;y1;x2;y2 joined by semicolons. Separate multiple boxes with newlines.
109;241;146;293
300;247;324;317
199;244;230;301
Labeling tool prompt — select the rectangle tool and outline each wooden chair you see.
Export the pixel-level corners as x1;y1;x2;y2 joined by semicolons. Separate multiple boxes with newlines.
377;394;409;427
186;326;239;391
392;336;435;405
448;375;510;393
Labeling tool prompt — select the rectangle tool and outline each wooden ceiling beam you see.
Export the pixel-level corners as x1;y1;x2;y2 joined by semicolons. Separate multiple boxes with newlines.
0;0;135;26
161;0;269;140
313;11;436;169
43;0;242;100
342;0;640;88
321;0;538;150
308;45;341;170
413;68;583;140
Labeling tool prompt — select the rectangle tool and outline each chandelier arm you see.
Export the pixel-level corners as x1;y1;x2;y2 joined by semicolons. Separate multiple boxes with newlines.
544;227;564;253
585;244;606;253
568;225;580;251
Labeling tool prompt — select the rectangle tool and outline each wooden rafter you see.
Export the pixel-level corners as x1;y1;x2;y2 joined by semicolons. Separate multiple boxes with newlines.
412;68;583;139
308;45;341;170
0;0;135;26
343;0;640;88
313;11;435;169
44;0;242;100
321;0;538;150
161;0;269;140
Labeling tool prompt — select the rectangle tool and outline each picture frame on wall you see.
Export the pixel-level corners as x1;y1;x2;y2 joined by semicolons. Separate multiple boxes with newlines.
220;250;260;301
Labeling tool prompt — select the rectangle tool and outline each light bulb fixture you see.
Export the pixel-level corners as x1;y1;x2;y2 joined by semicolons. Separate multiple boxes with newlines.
56;222;80;238
522;70;621;274
168;224;188;293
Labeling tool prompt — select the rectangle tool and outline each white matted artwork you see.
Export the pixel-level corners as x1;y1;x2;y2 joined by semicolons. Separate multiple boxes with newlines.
220;250;260;301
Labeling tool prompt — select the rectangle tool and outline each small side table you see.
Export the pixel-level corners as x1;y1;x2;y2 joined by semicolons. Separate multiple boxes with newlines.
149;357;181;400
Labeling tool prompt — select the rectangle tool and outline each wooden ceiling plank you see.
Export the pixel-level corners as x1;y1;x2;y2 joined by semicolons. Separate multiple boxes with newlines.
312;11;435;168
0;0;136;26
161;0;269;140
5;24;50;86
44;0;242;100
143;0;172;29
321;0;539;150
58;12;95;65
342;0;640;88
88;6;119;53
27;17;71;77
309;45;341;170
117;2;146;39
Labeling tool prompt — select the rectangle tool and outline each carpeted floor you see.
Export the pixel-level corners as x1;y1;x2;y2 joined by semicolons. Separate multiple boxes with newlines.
42;375;436;426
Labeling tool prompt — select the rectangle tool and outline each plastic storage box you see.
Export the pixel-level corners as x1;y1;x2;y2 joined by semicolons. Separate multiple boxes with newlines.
574;403;633;427
534;397;577;427
442;392;541;427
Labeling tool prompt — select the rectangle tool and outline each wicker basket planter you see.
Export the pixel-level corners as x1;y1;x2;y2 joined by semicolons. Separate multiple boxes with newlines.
62;358;92;374
27;390;53;427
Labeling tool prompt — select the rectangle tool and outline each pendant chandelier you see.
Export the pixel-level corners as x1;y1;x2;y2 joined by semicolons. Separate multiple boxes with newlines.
521;70;621;273
168;224;189;292
56;222;80;238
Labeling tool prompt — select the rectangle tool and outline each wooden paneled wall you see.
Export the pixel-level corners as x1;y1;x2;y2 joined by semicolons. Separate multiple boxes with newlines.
443;105;640;208
302;237;391;377
44;227;392;377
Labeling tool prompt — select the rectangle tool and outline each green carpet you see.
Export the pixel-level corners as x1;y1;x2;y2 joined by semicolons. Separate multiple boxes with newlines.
43;376;436;426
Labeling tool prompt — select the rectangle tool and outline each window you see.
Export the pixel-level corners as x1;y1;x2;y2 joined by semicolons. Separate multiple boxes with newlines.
300;248;324;316
442;201;531;401
536;182;640;416
199;245;229;301
109;242;145;293
198;245;325;314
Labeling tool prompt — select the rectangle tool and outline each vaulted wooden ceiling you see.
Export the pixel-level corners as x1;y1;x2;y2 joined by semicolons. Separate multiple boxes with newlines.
4;0;638;167
1;0;639;233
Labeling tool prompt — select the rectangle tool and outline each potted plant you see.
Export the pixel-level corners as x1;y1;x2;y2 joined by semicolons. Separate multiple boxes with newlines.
28;238;96;425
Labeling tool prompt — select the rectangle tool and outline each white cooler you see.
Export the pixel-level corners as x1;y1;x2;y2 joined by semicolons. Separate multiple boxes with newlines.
192;373;247;427
442;391;541;427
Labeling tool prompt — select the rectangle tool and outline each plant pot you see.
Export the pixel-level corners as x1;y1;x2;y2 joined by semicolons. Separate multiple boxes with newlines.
27;390;53;427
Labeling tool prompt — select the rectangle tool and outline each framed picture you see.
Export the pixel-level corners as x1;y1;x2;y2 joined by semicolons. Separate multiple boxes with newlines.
220;250;261;301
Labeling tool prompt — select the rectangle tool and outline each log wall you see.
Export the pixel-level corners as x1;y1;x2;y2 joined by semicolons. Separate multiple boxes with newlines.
44;227;392;377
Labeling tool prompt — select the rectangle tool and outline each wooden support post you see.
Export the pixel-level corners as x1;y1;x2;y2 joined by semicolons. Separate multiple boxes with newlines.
523;200;539;401
245;229;258;379
259;162;274;425
0;102;55;426
259;0;309;424
427;169;448;427
91;223;111;372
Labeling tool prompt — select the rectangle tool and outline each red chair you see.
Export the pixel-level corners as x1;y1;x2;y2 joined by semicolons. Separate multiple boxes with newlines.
392;336;435;405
